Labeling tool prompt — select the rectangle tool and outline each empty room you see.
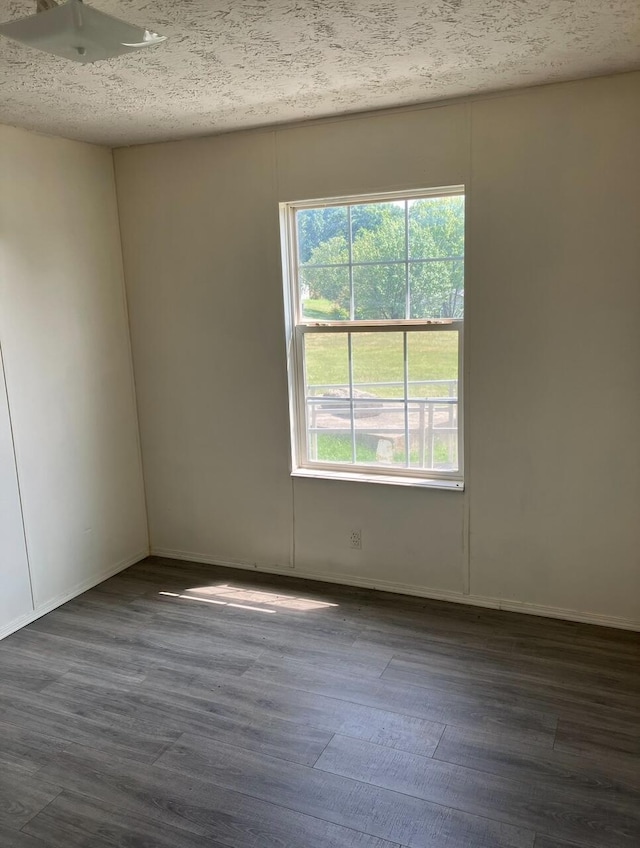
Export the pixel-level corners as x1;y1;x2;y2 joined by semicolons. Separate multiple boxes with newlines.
0;1;639;847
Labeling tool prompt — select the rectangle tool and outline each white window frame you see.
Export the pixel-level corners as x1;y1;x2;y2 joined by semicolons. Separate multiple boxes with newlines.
280;186;465;490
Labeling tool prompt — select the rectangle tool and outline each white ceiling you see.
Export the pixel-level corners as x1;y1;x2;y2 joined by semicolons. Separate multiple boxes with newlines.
0;0;638;147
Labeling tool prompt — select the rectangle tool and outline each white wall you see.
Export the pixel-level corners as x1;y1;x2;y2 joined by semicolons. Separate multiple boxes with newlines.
115;71;640;629
468;78;640;623
0;125;148;637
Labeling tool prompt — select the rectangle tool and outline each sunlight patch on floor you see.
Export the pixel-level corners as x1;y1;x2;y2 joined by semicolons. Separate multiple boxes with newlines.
158;590;276;613
158;584;338;612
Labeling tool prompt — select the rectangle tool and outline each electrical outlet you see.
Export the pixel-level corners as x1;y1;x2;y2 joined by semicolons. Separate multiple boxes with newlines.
349;528;362;549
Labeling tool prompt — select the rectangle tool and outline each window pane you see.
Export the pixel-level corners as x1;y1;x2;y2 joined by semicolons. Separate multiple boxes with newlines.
409;259;464;319
300;267;350;320
408;400;458;471
408;195;464;260
297;206;349;266
304;333;348;396
306;399;352;464
407;331;458;472
352;331;403;398
407;331;458;398
351;202;406;262
353;264;407;320
353;400;406;467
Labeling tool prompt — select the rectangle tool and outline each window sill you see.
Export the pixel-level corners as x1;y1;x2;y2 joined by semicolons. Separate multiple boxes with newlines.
291;467;464;491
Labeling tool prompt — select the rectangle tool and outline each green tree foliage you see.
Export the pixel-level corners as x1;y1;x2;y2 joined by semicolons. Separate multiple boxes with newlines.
297;207;348;264
408;196;464;319
296;203;395;263
299;197;464;320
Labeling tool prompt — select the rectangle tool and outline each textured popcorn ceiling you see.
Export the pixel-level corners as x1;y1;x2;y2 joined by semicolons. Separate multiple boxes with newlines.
0;0;639;146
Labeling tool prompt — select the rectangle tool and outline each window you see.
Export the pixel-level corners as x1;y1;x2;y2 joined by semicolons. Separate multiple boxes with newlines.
280;187;464;489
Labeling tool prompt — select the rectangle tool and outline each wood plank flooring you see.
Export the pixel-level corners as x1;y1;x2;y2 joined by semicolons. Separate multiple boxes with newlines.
0;556;638;848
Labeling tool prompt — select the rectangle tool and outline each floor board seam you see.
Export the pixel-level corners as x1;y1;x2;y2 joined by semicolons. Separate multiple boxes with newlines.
56;761;411;848
310;732;336;767
153;736;538;842
18;787;64;833
238;668;558;741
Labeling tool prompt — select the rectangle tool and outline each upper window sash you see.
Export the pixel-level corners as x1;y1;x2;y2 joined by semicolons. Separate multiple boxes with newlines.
284;186;465;327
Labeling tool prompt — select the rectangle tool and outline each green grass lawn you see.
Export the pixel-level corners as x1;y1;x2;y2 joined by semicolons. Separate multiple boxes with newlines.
302;298;348;320
316;434;378;463
304;330;458;397
316;433;451;465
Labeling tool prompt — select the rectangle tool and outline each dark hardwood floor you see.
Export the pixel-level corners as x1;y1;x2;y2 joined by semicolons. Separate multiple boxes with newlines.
0;556;638;848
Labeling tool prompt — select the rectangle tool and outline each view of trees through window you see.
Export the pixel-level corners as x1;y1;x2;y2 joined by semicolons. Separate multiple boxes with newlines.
297;194;464;321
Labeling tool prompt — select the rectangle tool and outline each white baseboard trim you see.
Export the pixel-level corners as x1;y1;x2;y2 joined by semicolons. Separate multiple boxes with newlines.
0;549;149;642
151;546;640;632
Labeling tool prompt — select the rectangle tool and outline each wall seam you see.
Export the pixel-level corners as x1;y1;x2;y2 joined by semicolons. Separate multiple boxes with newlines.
272;127;298;571
463;100;473;596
